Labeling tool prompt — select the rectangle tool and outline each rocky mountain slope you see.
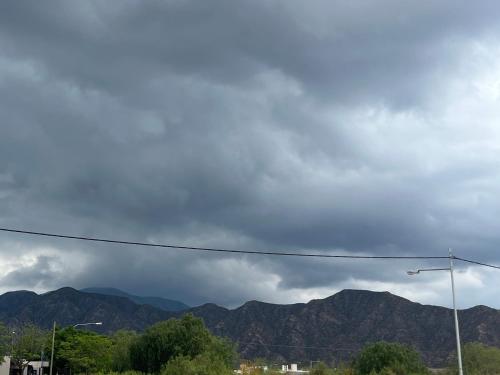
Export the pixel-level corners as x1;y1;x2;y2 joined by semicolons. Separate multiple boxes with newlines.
80;287;190;312
192;289;500;366
1;287;499;366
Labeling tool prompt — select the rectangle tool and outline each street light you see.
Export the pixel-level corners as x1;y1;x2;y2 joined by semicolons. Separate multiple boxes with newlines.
73;322;103;328
49;322;104;375
407;249;463;375
406;268;451;276
11;330;15;356
310;360;321;369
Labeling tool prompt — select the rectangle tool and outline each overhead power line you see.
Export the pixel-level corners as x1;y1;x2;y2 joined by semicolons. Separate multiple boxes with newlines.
0;227;447;259
238;341;452;354
1;228;500;270
454;256;500;270
238;341;356;351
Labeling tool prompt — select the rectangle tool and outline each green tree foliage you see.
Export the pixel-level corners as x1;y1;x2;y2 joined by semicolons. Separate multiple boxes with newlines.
354;342;429;375
161;352;233;375
310;362;354;375
238;358;269;375
110;330;138;372
0;323;10;363
130;314;235;373
11;324;49;371
55;327;113;374
310;362;336;375
447;342;500;375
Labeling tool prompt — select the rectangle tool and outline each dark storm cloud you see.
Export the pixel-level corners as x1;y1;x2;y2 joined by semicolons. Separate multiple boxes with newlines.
2;1;500;106
1;1;500;307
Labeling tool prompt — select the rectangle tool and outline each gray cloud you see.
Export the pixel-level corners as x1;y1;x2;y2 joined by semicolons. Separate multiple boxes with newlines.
1;1;500;308
0;255;63;290
2;1;500;107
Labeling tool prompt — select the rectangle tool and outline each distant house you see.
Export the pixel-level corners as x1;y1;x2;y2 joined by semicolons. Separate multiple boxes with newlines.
0;357;10;375
0;357;49;375
281;364;309;374
234;363;309;374
235;362;269;374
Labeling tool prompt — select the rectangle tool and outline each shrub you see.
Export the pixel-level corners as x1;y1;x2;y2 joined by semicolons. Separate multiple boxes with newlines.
161;352;233;375
310;362;335;375
354;342;429;375
447;342;500;375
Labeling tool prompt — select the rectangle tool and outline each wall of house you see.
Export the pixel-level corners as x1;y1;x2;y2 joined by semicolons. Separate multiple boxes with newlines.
0;356;11;375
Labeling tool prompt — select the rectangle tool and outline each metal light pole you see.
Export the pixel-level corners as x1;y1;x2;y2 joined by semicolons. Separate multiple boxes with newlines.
49;321;103;375
49;321;55;375
449;249;464;375
40;349;44;375
11;330;15;356
407;249;463;375
310;360;321;369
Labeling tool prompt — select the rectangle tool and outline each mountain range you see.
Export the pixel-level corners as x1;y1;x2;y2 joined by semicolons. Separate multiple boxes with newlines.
1;287;499;367
0;287;170;332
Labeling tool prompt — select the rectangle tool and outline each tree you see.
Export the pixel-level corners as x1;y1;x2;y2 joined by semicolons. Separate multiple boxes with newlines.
309;362;354;375
310;362;335;375
130;314;236;373
110;330;138;372
55;327;113;374
447;342;500;375
354;342;429;375
10;324;49;373
0;323;11;363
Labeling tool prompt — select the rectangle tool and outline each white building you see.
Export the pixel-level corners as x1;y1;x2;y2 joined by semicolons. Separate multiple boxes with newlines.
281;364;309;374
23;360;50;375
0;357;49;375
233;362;309;374
0;357;11;375
235;363;269;374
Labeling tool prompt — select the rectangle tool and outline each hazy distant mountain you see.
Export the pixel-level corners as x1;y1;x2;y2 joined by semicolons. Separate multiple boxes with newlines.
81;287;189;312
1;288;500;367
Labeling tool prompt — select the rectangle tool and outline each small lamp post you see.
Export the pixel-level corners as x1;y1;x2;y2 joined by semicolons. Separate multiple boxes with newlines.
49;322;104;375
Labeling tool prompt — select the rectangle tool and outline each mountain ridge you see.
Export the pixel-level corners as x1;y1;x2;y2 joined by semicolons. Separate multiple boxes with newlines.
1;287;500;366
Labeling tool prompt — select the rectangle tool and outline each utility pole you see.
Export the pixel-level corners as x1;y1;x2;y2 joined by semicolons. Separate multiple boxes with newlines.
47;320;101;375
11;330;15;357
449;249;464;375
310;360;320;369
407;249;464;375
49;321;56;375
40;349;44;375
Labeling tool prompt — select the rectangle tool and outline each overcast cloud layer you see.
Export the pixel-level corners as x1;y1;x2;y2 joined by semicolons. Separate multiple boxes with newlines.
1;1;500;308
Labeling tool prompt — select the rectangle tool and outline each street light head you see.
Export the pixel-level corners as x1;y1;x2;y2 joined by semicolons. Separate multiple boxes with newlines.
407;270;419;276
74;322;104;328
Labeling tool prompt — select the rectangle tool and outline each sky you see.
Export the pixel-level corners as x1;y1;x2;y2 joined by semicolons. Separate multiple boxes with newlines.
1;1;500;309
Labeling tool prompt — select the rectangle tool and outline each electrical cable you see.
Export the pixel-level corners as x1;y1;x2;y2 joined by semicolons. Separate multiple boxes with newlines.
237;341;452;353
453;256;500;270
0;227;448;259
237;342;358;351
2;228;500;270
